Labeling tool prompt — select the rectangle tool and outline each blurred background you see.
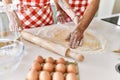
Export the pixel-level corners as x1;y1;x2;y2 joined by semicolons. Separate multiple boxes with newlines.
0;0;120;24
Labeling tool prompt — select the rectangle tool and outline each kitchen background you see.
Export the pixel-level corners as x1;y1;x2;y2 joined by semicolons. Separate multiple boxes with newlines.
0;0;120;29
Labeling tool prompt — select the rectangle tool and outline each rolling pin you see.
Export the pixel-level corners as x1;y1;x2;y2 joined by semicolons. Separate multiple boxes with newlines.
21;31;84;61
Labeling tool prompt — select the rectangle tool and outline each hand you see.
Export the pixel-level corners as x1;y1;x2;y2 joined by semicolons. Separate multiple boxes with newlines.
73;15;80;25
7;11;23;31
66;28;84;49
56;10;68;24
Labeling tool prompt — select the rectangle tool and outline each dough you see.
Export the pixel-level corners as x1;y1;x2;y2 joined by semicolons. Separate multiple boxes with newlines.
23;23;106;54
35;26;103;52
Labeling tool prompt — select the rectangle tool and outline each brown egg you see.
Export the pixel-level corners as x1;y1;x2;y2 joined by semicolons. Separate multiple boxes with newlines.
43;63;54;72
67;64;78;74
26;70;39;80
45;57;55;64
56;57;66;64
66;73;78;80
55;64;66;73
31;61;41;71
34;56;44;63
39;71;51;80
53;72;65;80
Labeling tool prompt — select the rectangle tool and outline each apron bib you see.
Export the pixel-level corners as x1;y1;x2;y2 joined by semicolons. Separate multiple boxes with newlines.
66;0;88;22
17;0;54;29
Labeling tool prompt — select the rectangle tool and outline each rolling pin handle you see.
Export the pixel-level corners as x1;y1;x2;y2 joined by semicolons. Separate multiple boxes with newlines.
66;49;84;61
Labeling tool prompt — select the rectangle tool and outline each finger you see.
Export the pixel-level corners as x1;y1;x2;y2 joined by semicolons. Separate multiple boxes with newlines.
59;16;66;23
16;26;20;31
57;15;62;21
14;23;18;31
79;39;83;46
58;17;63;23
65;33;71;41
76;35;83;47
70;34;77;49
72;35;78;49
69;33;74;48
19;26;23;31
9;24;14;31
72;38;77;49
57;17;61;23
74;40;80;48
61;16;67;23
60;17;64;23
63;14;68;22
79;35;83;46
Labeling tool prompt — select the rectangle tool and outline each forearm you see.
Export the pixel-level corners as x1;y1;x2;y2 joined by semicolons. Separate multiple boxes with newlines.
77;0;100;32
54;0;63;11
55;0;77;23
3;0;12;4
3;0;14;17
3;0;22;31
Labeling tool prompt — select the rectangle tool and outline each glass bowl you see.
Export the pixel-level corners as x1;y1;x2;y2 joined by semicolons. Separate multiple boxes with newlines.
0;3;24;78
0;39;24;75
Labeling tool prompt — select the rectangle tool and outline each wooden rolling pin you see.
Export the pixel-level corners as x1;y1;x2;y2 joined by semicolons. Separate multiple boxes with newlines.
21;31;84;61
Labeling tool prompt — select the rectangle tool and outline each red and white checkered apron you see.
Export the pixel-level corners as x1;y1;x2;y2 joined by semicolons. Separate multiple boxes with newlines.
66;0;88;22
17;0;54;29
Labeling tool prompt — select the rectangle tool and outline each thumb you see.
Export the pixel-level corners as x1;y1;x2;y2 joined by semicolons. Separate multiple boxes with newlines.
65;33;71;41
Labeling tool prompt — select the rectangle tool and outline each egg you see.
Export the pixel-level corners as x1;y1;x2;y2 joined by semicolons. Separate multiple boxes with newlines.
45;57;55;64
56;57;66;64
67;64;77;73
34;56;44;63
53;72;65;80
55;64;66;73
66;73;78;80
39;71;51;80
31;61;41;71
43;63;54;72
26;70;39;80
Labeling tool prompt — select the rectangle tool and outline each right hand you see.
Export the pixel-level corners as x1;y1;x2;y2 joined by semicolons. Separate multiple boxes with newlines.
66;27;84;49
7;11;23;31
56;10;68;24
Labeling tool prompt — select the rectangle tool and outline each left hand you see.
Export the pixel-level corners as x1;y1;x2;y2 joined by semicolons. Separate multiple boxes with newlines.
66;28;84;49
7;11;23;31
56;10;68;24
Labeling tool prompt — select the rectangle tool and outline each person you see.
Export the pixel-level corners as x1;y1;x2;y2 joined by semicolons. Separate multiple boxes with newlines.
54;0;100;49
3;0;54;31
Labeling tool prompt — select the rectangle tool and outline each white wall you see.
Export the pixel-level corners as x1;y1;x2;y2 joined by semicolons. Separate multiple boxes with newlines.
112;0;120;14
97;0;115;17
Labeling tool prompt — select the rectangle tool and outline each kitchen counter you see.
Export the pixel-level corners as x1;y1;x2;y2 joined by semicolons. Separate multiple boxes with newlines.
3;16;120;80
